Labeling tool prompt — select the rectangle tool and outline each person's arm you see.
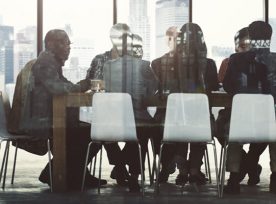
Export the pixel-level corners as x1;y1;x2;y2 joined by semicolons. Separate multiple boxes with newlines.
33;57;84;95
223;54;238;95
151;58;162;95
218;58;229;83
260;63;270;94
141;60;158;96
205;58;219;92
86;52;110;80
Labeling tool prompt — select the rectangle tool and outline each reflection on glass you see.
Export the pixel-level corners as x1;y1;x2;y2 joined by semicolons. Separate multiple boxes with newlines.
132;34;143;58
110;23;132;57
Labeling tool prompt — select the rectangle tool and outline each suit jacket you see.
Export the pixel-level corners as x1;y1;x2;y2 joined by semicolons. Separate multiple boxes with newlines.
223;50;269;95
103;55;157;122
10;51;84;139
8;59;36;135
151;53;219;95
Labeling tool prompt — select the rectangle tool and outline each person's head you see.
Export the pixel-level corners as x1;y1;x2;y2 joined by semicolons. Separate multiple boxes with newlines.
234;27;250;53
165;26;178;54
132;34;143;59
177;22;207;57
109;23;132;56
44;29;71;64
248;21;272;49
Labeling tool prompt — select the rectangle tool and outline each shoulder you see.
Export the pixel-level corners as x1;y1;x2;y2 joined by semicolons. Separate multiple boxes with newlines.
34;51;57;68
230;51;255;62
206;58;217;69
151;55;167;69
19;59;36;74
152;57;161;64
221;58;229;64
206;58;216;64
93;51;111;61
141;59;150;67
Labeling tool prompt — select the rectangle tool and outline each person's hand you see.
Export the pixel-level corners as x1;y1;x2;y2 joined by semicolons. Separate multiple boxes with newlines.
78;78;91;92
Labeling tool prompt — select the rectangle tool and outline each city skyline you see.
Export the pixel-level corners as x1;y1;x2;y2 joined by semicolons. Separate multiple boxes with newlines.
1;1;276;87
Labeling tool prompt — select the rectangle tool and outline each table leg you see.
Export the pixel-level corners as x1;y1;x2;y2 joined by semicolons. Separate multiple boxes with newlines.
53;96;67;192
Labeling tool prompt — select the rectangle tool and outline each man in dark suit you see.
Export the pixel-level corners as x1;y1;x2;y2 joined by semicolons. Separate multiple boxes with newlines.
9;29;106;190
223;21;272;194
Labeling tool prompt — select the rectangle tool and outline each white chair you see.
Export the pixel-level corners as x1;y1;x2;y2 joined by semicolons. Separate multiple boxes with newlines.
0;91;52;191
5;83;16;104
155;93;220;196
81;93;144;195
220;93;276;197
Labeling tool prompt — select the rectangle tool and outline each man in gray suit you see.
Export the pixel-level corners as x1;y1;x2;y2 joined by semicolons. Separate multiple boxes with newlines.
103;31;158;192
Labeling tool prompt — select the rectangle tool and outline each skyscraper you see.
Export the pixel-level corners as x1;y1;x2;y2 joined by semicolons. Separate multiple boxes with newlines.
63;37;95;83
0;25;14;85
155;0;189;57
128;0;151;60
14;26;37;78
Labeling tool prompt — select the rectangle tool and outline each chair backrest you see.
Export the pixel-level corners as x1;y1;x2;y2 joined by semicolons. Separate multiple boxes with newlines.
229;94;276;143
163;93;212;142
5;83;16;105
0;91;12;137
91;92;137;142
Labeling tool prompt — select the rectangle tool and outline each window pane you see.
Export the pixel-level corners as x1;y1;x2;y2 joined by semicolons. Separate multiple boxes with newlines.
0;0;36;89
44;0;113;83
117;0;189;60
269;0;276;52
193;0;264;68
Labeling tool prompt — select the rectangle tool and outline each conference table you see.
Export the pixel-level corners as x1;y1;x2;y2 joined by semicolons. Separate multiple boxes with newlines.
52;91;232;192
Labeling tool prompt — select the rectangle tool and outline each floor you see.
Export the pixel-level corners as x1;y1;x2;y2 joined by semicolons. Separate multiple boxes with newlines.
0;145;276;204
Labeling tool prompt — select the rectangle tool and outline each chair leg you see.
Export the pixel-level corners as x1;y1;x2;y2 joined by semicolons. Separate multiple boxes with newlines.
146;144;152;183
150;138;156;186
11;141;18;185
89;158;92;173
211;140;220;197
205;147;212;183
151;154;157;185
2;141;10;189
220;142;228;198
154;143;164;195
138;143;144;196
0;141;8;184
98;144;103;194
92;153;97;176
47;139;53;192
204;151;208;179
81;142;92;192
218;143;225;181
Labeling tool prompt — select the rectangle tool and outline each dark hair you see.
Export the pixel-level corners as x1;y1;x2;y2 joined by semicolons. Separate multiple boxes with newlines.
234;27;249;42
248;21;272;40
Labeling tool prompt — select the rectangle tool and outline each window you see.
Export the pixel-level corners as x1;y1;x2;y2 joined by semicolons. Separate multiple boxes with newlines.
0;0;36;88
269;0;276;52
117;0;189;60
44;0;113;83
193;0;264;69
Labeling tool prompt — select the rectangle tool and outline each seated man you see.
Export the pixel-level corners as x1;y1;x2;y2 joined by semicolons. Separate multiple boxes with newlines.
152;24;219;186
103;30;158;192
8;29;106;190
216;26;265;186
223;21;271;194
85;23;133;186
